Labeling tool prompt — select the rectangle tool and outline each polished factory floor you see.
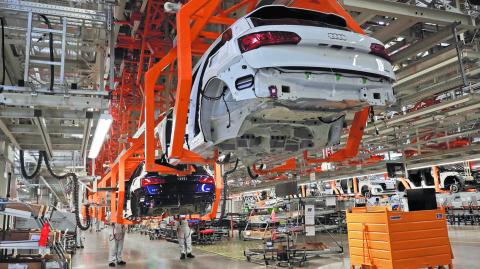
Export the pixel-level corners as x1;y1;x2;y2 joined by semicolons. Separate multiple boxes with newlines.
73;226;480;269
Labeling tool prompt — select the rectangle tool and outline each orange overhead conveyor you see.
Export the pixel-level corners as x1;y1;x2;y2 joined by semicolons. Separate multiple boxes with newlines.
347;207;454;269
90;0;378;224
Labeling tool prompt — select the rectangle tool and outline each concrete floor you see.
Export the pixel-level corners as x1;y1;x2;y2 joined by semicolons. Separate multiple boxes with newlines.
73;226;480;269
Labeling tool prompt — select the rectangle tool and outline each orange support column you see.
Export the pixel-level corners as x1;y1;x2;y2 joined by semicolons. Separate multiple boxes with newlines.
205;163;223;220
304;107;370;164
116;157;126;222
399;177;411;190
331;180;340;195
109;167;118;223
353;177;359;196
169;0;221;162
432;166;441;193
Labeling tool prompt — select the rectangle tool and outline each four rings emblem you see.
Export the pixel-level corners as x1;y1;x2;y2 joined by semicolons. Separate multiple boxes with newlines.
328;33;347;41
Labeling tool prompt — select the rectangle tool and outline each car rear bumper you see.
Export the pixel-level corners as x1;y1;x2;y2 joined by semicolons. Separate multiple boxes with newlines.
138;193;215;216
254;68;395;108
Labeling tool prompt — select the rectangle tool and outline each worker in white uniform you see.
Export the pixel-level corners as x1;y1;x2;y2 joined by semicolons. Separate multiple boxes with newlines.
175;216;195;260
109;223;127;267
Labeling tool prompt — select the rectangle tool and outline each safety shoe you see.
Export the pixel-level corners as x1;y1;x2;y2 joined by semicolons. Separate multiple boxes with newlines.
117;261;126;265
187;253;195;258
180;254;186;260
108;262;115;267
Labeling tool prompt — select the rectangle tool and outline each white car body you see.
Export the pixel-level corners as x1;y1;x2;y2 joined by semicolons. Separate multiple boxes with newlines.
160;5;395;164
405;170;465;193
359;178;397;196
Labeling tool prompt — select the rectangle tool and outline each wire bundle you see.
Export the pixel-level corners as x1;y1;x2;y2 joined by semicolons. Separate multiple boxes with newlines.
19;150;91;230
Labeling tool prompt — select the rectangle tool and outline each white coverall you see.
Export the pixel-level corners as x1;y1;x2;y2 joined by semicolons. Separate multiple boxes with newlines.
175;220;192;255
109;224;126;263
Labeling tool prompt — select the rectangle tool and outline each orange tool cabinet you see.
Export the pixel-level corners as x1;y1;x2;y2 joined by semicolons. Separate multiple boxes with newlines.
347;206;453;269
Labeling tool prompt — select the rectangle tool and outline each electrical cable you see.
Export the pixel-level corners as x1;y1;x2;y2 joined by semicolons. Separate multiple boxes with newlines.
41;151;90;230
19;150;44;180
39;15;54;91
219;158;239;220
318;114;345;124
0;17;5;93
247;166;259;179
20;150;90;230
201;86;231;128
222;94;231;128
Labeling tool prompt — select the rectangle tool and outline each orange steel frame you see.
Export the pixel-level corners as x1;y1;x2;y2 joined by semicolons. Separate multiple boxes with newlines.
91;0;373;223
145;0;367;170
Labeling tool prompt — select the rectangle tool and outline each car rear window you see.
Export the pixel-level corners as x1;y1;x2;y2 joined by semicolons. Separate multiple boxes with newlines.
248;6;348;31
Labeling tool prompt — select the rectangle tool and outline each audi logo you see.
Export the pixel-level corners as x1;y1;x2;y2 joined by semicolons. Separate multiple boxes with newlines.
327;33;347;41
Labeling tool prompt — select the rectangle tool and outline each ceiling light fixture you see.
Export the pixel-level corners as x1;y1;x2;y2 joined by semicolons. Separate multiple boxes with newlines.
88;113;113;159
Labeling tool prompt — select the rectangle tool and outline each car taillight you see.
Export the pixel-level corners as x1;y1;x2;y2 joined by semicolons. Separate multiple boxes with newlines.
199;176;215;184
370;43;391;62
141;176;166;187
238;31;301;53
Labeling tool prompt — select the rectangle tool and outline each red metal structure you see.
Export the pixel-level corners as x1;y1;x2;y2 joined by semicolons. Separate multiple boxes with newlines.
90;0;376;223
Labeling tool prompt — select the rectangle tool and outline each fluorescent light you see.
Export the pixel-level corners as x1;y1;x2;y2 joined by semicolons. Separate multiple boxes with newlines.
88;113;113;159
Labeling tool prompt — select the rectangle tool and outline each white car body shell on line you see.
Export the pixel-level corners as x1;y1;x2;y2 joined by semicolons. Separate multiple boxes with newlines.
160;5;396;164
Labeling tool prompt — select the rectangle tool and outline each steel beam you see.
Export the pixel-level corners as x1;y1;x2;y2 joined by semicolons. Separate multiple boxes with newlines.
32;113;53;159
0;86;109;96
0;0;106;22
353;12;375;25
391;25;458;64
0;92;108;110
17;135;82;145
5;38;97;52
0;108;99;120
8;124;83;135
373;17;417;43
395;47;459;82
388;95;474;125
0;119;20;148
399;68;480;106
39;176;62;203
21;144;81;151
343;0;475;26
81;115;93;159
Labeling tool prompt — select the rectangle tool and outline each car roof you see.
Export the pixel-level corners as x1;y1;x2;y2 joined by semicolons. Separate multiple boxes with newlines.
245;5;347;28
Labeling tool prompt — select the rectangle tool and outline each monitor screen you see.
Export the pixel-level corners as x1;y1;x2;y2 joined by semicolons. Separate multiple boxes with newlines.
275;181;298;197
406;188;437;211
386;162;406;178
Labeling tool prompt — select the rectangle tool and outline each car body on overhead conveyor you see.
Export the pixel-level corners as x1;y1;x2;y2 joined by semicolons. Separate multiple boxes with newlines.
123;159;215;219
159;5;396;164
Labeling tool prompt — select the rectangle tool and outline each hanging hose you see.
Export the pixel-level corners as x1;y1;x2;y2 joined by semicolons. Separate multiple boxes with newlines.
0;17;5;93
20;150;90;230
247;166;259;179
41;151;90;230
39;15;54;91
219;158;239;220
19;150;44;180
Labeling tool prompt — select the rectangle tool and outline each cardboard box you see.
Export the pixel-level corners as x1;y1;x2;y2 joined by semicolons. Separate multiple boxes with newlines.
0;231;31;241
5;204;44;217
